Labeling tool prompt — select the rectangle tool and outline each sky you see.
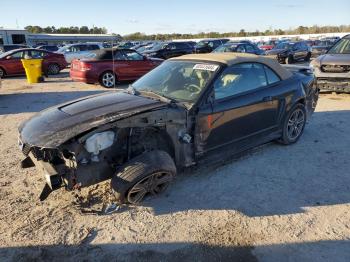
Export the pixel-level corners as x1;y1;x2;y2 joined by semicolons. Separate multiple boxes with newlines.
1;0;349;35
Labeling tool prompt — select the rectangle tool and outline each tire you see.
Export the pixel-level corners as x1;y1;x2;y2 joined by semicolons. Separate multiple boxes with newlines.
279;103;307;145
304;52;311;62
286;55;294;64
99;71;116;88
47;63;60;75
111;150;176;204
0;67;5;78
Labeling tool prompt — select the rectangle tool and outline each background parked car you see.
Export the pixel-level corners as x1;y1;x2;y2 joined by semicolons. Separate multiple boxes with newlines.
56;42;104;63
213;41;265;55
142;42;193;59
258;41;276;51
310;40;334;58
311;34;350;93
266;41;311;64
0;48;67;77
70;48;163;88
194;39;229;53
35;45;59;52
0;44;29;53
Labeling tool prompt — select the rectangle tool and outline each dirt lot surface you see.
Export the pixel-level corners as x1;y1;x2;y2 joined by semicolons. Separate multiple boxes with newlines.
0;70;350;262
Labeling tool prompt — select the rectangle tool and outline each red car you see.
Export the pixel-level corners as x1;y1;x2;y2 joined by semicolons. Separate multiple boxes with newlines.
0;48;67;77
70;48;163;88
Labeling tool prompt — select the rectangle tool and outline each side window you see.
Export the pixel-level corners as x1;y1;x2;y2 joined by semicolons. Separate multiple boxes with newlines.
245;45;255;53
236;45;245;53
264;66;281;84
123;50;143;60
70;46;80;52
10;51;24;58
208;41;214;48
78;45;87;51
167;43;176;50
213;41;221;48
175;42;188;49
87;45;100;50
214;63;267;100
113;51;127;60
30;50;46;58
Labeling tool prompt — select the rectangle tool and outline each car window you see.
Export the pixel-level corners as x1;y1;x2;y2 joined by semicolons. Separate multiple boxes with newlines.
245;44;255;53
167;43;176;50
214;63;268;100
175;42;189;49
236;45;245;53
123;50;144;60
70;46;80;52
264;66;281;84
213;40;222;48
30;50;46;58
10;51;24;59
87;45;100;50
113;50;127;60
78;45;87;51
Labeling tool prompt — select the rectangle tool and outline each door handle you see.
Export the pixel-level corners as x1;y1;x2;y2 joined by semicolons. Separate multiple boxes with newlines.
262;96;273;102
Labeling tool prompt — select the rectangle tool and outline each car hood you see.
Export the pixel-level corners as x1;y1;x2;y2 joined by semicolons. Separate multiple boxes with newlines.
19;91;167;148
316;54;350;65
265;49;287;55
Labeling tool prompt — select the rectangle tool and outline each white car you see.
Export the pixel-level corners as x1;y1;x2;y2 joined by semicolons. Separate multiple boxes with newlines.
56;43;104;63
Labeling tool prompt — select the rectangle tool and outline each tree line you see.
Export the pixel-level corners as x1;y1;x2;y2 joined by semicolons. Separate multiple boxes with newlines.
24;24;350;40
24;25;108;34
123;25;350;40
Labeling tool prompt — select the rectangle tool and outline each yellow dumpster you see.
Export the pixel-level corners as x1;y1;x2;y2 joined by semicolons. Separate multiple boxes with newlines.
21;59;43;84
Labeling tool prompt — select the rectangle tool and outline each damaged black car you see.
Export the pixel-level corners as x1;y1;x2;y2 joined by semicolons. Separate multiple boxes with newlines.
18;53;319;204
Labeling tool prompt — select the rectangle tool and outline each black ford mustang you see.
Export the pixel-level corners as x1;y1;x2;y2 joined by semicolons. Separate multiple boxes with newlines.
18;53;319;204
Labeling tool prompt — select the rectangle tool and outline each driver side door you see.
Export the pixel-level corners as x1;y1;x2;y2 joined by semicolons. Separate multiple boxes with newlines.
195;62;285;156
3;50;25;75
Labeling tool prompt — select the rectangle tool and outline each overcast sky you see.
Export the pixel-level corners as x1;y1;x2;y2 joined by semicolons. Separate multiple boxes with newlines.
1;0;349;35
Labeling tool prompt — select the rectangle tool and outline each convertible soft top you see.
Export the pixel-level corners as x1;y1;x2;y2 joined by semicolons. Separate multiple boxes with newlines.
171;52;293;80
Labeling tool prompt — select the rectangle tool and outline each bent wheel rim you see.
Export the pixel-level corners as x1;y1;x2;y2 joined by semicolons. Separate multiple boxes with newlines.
102;73;115;87
127;171;173;204
287;108;305;140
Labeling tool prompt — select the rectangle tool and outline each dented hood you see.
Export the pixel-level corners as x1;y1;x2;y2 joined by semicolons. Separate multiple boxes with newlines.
19;91;167;148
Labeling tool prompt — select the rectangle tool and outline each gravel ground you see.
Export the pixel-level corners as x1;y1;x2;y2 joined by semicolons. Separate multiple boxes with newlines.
0;70;350;262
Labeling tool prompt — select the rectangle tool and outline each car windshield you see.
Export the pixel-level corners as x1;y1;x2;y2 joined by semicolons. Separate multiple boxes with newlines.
327;38;350;54
147;42;166;51
213;44;238;53
131;60;220;103
274;42;293;49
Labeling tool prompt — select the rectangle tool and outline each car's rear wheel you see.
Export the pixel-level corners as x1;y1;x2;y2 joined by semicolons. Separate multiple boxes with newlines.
279;103;306;145
0;67;5;78
111;150;176;204
100;71;116;88
304;52;311;62
47;63;60;75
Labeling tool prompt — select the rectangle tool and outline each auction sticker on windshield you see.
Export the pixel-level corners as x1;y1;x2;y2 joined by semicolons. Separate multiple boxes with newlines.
193;64;219;71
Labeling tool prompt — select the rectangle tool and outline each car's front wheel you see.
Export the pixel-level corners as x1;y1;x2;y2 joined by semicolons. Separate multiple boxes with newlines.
100;71;116;88
285;55;294;64
279;103;307;145
304;52;311;61
111;150;176;204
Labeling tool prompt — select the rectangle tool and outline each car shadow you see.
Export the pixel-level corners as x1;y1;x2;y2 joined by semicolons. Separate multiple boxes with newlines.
1;240;349;261
0;91;108;115
137;110;350;217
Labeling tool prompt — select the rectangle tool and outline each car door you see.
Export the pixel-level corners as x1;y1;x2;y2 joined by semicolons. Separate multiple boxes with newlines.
195;62;285;154
2;50;25;75
293;43;303;60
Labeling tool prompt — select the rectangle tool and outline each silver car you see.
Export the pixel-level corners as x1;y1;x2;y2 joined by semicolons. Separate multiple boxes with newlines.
56;42;104;63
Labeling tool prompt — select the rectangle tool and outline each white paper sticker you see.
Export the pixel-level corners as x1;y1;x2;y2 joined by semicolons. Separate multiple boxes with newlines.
193;64;219;71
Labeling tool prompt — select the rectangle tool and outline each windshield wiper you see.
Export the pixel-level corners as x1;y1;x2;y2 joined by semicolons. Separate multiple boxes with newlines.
139;89;177;104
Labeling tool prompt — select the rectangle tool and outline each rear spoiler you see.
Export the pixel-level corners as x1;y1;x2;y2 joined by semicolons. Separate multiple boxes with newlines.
282;64;314;75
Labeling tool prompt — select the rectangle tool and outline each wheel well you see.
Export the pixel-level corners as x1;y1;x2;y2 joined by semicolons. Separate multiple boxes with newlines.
99;70;117;80
0;66;6;76
297;98;306;105
130;127;175;160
